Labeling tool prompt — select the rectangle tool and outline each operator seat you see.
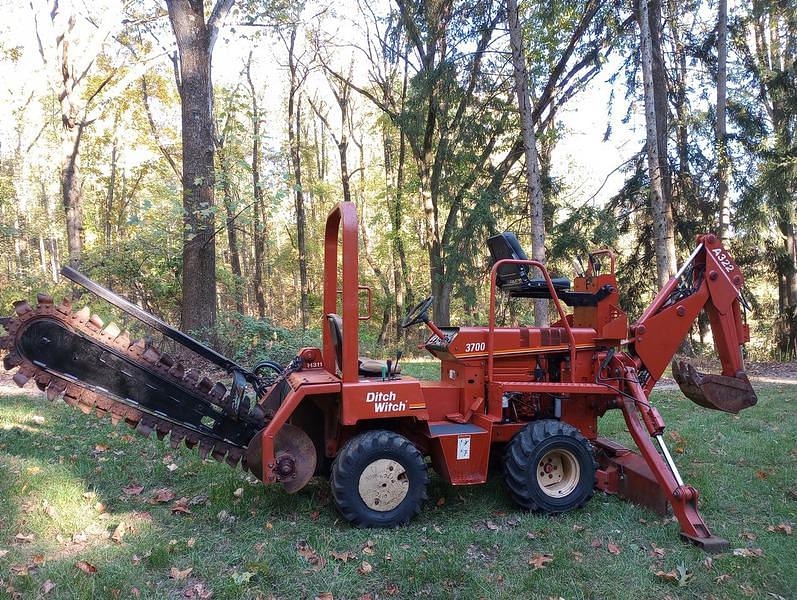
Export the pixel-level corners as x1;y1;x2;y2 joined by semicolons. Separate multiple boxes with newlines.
325;313;401;377
486;232;571;298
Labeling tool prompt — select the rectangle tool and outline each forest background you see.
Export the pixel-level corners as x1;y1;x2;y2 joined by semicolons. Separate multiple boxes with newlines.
0;0;793;367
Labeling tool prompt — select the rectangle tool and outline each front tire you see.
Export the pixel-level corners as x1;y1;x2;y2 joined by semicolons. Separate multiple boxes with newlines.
331;430;428;527
504;420;597;513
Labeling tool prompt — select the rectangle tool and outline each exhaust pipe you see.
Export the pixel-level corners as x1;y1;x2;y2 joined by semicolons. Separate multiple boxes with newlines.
671;360;757;414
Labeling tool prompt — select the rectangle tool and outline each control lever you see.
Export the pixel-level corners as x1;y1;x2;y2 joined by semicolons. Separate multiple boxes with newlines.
392;350;402;377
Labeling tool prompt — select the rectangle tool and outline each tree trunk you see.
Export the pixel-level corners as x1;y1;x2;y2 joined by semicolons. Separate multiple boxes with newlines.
219;147;244;314
61;121;85;269
716;0;730;241
166;0;233;334
246;60;267;319
638;0;677;290
507;0;548;326
287;26;309;329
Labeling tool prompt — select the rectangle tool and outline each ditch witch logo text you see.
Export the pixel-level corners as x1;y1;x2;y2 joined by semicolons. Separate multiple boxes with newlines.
366;391;406;413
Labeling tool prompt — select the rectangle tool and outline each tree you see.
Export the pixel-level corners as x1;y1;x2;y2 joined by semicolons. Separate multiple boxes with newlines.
716;0;729;241
165;0;235;333
638;0;676;289
507;0;547;327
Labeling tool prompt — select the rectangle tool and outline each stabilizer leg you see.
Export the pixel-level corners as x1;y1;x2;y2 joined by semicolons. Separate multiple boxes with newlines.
619;367;729;553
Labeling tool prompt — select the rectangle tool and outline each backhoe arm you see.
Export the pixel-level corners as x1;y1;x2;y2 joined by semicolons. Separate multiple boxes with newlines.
630;234;757;413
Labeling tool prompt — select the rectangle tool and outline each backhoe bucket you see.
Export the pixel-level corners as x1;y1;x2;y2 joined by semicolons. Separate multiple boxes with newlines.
671;360;757;414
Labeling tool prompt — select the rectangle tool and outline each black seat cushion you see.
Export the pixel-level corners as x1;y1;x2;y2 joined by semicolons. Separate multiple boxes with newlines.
486;232;570;298
325;314;400;376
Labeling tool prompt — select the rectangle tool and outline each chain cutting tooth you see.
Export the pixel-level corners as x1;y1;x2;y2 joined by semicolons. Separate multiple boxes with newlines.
3;352;22;370
135;420;154;438
13;300;32;316
34;371;52;391
158;353;175;369
184;369;199;387
209;382;226;403
101;322;121;339
56;298;72;314
198;440;213;459
115;331;130;347
197;377;213;394
87;314;104;330
36;293;53;307
75;306;90;322
46;378;67;402
142;347;161;364
168;362;185;379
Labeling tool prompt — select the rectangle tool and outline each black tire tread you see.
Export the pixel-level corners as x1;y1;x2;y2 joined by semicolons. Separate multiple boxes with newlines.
504;420;597;513
331;430;428;528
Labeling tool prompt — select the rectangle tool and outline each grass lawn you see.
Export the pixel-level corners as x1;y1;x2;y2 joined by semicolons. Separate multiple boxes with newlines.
0;361;794;599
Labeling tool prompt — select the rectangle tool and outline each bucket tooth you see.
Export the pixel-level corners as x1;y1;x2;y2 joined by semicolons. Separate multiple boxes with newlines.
672;360;758;414
87;314;104;330
211;444;227;462
142;347;161;364
63;394;78;407
115;331;130;348
110;412;122;426
156;425;170;440
225;450;241;468
101;322;121;339
131;339;147;352
168;362;185;379
184;436;199;449
169;430;185;449
34;372;52;391
197;377;213;393
13;300;32;316
75;306;91;323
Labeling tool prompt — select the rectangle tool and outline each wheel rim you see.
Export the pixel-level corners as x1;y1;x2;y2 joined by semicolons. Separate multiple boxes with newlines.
358;458;409;511
536;448;580;498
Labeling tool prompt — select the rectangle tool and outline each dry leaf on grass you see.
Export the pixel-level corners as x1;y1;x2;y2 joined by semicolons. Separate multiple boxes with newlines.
715;574;732;583
0;549;8;558
183;582;213;599
361;540;375;555
233;487;244;498
528;553;553;570
14;533;34;543
297;542;326;571
187;537;196;548
170;566;193;581
358;594;374;600
111;522;127;544
309;511;320;521
732;548;764;557
94;444;109;453
122;484;144;496
590;538;602;548
171;498;192;515
315;593;334;600
655;564;693;587
607;543;621;555
331;550;357;562
149;488;175;504
572;551;583;563
75;561;97;574
358;560;373;575
767;523;793;535
385;583;400;596
41;580;56;594
649;542;665;558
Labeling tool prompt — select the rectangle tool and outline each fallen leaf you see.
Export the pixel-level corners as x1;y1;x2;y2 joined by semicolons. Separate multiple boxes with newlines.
649;542;665;558
10;563;37;576
485;520;500;531
14;533;34;543
358;594;374;600
95;502;106;513
436;497;445;506
170;566;193;581
171;498;192;515
183;582;213;599
131;588;141;598
32;554;45;565
149;488;175;504
233;488;244;498
297;542;326;571
111;522;127;544
0;549;8;558
230;571;254;584
95;444;109;453
590;538;602;548
26;466;41;475
187;537;196;548
361;540;375;555
607;543;621;555
167;463;179;472
528;553;553;570
572;551;583;563
75;561;97;574
655;564;693;587
755;470;769;480
315;594;334;600
703;556;714;570
32;415;45;425
41;580;55;594
740;531;757;541
385;583;399;596
732;548;764;557
767;523;793;535
122;485;144;496
715;574;732;583
358;560;373;574
740;583;755;596
264;521;273;530
572;524;585;532
331;550;357;562
309;510;320;521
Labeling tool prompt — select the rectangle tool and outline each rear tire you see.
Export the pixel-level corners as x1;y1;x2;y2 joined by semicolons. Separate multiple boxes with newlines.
504;420;597;514
331;430;428;527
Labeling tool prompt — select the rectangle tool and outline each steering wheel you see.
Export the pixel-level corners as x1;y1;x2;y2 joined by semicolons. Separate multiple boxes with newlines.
401;296;434;328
